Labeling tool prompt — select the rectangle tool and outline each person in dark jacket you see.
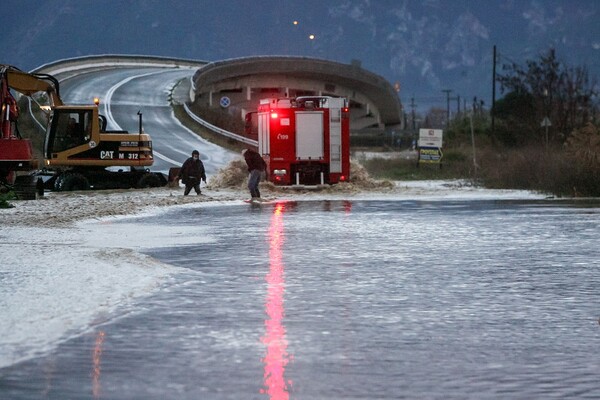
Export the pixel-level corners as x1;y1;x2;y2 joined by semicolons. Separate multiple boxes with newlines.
177;150;206;195
242;148;267;200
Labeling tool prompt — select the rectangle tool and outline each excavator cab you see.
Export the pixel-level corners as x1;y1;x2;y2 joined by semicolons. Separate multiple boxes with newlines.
43;105;153;169
45;108;93;154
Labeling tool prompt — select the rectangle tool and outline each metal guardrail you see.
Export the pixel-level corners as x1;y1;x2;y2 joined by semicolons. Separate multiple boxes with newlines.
183;103;258;147
31;54;208;74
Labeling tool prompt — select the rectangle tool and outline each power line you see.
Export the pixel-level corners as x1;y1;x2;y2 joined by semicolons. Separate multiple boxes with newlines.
496;52;521;66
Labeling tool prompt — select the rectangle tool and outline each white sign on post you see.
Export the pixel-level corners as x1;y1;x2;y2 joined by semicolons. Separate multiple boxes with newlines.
418;129;443;148
540;117;552;127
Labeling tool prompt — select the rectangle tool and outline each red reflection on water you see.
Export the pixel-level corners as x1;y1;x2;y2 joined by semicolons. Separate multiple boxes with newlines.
260;203;291;399
343;200;353;214
92;330;105;399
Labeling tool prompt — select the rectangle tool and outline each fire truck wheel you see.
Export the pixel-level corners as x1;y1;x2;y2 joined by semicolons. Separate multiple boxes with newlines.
58;173;90;192
137;173;162;188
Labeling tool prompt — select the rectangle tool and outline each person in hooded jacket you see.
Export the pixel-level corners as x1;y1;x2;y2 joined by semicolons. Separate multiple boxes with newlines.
242;148;268;201
177;150;206;195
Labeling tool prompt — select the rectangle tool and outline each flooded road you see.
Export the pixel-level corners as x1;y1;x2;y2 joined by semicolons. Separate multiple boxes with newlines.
2;199;599;399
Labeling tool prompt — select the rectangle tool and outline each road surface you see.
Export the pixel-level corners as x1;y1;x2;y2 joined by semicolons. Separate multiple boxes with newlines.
59;67;236;175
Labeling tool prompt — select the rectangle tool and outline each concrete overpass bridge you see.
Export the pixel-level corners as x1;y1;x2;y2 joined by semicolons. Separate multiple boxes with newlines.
190;56;403;132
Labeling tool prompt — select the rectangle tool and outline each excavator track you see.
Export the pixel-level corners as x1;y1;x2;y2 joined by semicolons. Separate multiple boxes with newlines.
13;175;41;200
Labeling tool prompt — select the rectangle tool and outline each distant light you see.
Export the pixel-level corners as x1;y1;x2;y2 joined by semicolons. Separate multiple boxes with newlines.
93;97;100;105
309;34;315;40
293;20;298;25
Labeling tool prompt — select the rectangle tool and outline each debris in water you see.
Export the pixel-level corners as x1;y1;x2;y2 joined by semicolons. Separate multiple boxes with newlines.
207;158;393;193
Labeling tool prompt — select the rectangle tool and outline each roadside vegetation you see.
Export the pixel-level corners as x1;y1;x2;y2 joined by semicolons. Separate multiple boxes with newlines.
363;49;600;197
357;148;474;182
0;190;16;208
363;121;600;197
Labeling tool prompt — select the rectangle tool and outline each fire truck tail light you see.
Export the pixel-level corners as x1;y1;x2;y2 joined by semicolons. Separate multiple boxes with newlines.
271;112;278;119
342;107;349;112
340;175;347;181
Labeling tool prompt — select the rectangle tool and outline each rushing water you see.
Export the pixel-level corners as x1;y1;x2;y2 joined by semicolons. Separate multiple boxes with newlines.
1;199;599;399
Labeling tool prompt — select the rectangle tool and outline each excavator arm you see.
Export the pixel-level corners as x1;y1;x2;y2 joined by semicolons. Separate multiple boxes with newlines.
1;64;63;107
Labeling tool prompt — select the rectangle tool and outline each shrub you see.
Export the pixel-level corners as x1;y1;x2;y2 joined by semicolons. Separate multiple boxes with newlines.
477;142;600;197
359;148;475;181
0;189;16;208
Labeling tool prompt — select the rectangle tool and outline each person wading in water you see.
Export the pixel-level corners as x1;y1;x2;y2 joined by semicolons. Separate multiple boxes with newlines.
177;150;206;195
242;148;268;202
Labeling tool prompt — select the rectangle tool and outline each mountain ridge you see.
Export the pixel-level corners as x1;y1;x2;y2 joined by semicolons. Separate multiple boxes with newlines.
2;0;598;111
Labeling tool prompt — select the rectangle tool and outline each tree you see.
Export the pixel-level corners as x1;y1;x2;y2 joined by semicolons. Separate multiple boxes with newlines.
496;49;598;143
566;122;600;167
492;91;536;146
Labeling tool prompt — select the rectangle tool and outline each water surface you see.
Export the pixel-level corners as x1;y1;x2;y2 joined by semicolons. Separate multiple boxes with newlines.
2;199;599;399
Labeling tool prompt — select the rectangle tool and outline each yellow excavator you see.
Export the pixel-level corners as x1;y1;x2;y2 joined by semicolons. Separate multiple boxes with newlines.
0;64;165;199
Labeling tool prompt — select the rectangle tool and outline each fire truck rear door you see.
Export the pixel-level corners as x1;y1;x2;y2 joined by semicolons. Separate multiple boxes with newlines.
295;111;323;160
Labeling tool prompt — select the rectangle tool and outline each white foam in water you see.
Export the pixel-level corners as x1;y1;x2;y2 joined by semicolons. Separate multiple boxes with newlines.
0;219;202;369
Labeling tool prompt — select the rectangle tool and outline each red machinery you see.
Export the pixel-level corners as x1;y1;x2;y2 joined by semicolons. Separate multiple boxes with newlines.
0;66;49;183
257;96;350;185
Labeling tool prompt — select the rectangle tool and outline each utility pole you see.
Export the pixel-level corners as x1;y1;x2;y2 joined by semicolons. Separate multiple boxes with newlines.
492;45;497;135
410;97;417;130
442;89;452;128
469;107;478;172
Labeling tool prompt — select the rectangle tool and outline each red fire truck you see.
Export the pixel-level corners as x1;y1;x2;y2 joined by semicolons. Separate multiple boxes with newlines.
257;96;350;186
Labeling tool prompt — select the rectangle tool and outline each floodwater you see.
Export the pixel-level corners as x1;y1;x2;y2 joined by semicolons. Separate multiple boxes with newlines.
2;199;599;399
